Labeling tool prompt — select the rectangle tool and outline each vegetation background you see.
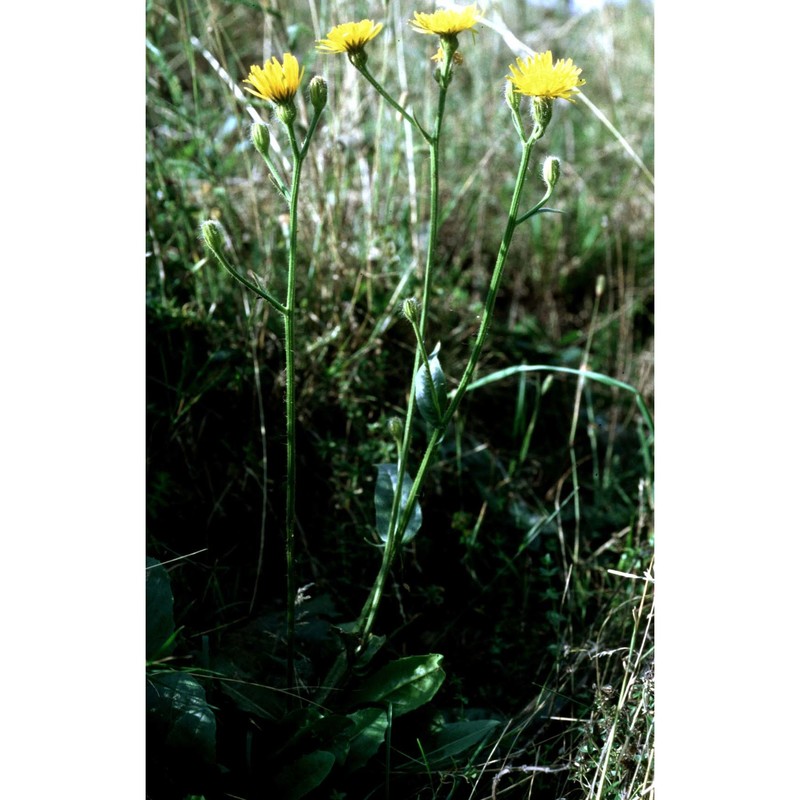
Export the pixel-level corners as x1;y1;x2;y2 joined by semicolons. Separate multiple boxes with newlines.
146;0;654;797
11;2;800;799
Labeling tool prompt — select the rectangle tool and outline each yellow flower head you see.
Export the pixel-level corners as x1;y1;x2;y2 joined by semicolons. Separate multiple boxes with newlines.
506;51;586;102
317;19;384;54
410;4;483;36
243;53;304;104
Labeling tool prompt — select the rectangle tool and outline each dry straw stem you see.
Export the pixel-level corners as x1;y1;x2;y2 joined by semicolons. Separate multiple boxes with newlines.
590;559;655;799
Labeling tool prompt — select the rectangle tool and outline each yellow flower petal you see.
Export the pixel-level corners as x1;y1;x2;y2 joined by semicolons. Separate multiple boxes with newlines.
410;4;482;36
243;52;305;104
506;51;586;102
316;19;384;54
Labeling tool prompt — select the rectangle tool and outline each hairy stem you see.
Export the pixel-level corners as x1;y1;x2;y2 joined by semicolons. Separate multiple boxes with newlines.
357;136;537;651
283;122;303;694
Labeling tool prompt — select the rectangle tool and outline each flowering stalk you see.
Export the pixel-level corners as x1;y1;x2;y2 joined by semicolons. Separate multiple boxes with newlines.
281;121;303;694
355;50;585;654
316;18;586;673
314;21;436;652
354;62;432;142
356;134;543;651
352;7;486;653
202;53;326;696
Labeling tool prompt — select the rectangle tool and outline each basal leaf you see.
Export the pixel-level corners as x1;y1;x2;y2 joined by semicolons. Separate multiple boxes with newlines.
273;750;336;799
146;672;216;764
349;654;445;717
424;719;502;768
345;707;389;772
146;557;175;661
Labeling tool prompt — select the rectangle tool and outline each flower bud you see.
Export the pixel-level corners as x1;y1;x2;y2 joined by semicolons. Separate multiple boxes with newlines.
402;298;420;324
251;122;271;160
387;417;404;444
505;81;520;114
309;76;328;113
595;274;606;298
531;96;553;138
439;34;459;61
542;156;561;190
276;101;297;127
200;220;224;253
348;50;369;70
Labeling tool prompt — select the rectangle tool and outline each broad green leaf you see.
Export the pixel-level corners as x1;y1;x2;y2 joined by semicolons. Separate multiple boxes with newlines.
345;707;388;772
146;672;216;764
271;710;351;767
212;652;286;721
349;654;445;717
146;557;175;660
351;632;386;674
374;464;422;545
423;719;502;768
414;342;447;426
304;713;355;766
273;750;336;799
217;678;285;721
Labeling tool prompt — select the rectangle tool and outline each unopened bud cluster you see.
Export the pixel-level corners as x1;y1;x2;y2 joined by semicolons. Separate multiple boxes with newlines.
309;76;328;113
276;102;297;126
402;298;420;324
387;417;404;443
541;156;560;190
201;219;225;252
251;123;271;159
531;96;553;137
504;81;521;114
595;274;606;298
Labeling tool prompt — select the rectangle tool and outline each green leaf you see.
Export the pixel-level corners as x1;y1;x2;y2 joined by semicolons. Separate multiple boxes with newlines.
304;713;355;766
146;672;216;764
273;750;336;799
423;719;502;768
414;342;447;426
217;674;286;721
345;708;389;772
374;464;422;545
146;557;175;660
349;654;445;717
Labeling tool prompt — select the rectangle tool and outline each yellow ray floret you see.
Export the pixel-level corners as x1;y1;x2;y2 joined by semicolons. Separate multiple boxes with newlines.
243;53;304;104
410;4;483;36
506;51;586;102
317;19;384;54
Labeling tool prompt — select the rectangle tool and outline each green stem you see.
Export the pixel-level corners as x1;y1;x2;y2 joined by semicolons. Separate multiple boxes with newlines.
255;150;290;201
356;136;537;651
283;120;303;695
349;60;445;575
300;106;324;162
354;60;454;653
205;242;288;315
356;62;431;143
418;140;439;342
418;44;458;340
440;138;536;427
